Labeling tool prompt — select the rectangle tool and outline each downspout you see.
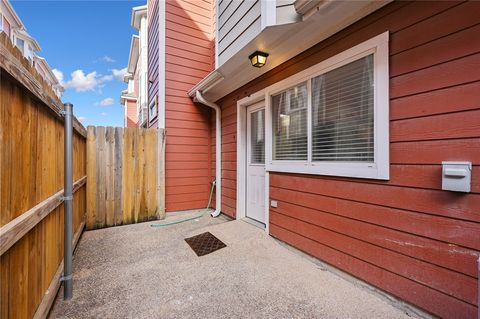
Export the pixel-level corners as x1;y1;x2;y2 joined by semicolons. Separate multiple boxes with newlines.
194;90;222;217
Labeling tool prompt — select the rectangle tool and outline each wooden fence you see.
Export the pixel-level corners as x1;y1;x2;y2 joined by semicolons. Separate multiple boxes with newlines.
86;126;165;229
0;33;87;318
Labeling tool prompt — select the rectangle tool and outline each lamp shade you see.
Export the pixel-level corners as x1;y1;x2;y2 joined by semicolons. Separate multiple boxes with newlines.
248;51;269;68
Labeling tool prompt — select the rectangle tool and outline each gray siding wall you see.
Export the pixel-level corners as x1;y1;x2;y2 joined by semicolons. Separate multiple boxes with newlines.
217;0;261;65
276;0;299;25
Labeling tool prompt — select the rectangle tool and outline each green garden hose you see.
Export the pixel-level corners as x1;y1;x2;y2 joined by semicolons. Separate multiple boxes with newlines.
150;180;216;228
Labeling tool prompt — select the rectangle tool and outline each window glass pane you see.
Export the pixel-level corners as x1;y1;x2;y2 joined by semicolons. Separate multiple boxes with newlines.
272;83;308;160
312;54;374;162
149;98;157;119
250;109;265;164
16;38;25;53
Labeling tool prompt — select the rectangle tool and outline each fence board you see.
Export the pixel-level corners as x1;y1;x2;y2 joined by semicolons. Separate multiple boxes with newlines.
86;127;97;230
95;126;106;228
0;38;87;318
133;129;142;223
123;128;134;225
157;128;166;219
0;177;86;256
32;220;84;319
114;127;123;225
145;129;157;219
0;33;86;138
105;127;115;227
86;126;165;229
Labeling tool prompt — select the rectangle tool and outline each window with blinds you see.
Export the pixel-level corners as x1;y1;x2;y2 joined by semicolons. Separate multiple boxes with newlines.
265;32;389;179
272;83;308;160
312;54;374;162
250;109;265;164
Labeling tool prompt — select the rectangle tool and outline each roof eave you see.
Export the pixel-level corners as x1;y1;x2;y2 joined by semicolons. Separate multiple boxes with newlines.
187;70;224;98
14;29;41;51
131;5;147;30
127;35;140;74
190;0;391;102
3;0;24;28
34;56;59;84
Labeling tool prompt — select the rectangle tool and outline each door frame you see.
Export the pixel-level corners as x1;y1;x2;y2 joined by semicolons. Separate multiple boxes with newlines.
246;101;266;224
236;89;269;234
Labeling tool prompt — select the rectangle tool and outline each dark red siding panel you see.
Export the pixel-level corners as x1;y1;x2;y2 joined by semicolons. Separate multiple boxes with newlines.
215;1;480;317
269;197;479;277
389;1;480;55
390;81;480;120
270;211;477;304
390;53;480;99
270;173;480;223
269;224;477;319
165;0;214;212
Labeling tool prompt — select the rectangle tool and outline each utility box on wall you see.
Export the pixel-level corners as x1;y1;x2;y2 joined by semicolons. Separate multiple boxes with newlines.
441;161;472;193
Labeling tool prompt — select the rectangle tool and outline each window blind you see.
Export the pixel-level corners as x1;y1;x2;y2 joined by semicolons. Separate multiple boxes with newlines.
272;83;308;160
311;55;374;162
250;109;265;164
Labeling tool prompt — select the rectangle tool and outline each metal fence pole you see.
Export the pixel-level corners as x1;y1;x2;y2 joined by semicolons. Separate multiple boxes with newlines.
63;103;74;300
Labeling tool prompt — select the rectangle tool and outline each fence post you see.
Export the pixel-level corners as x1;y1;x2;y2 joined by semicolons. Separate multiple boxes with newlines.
63;103;74;300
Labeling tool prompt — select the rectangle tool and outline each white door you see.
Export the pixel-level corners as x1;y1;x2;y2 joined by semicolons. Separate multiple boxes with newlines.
246;103;266;224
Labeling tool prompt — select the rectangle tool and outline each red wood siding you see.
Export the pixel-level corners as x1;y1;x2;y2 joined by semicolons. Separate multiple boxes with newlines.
216;1;480;318
164;0;215;212
126;100;138;128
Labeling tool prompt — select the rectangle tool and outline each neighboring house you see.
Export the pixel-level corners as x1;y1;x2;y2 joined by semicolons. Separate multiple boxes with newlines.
12;28;40;64
121;35;140;128
1;0;39;63
33;56;64;98
121;0;214;210
1;0;63;96
0;0;21;43
120;35;141;127
121;5;148;128
146;0;215;212
146;1;479;318
121;91;139;128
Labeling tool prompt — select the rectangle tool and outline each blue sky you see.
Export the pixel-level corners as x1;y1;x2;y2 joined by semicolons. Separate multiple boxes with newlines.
12;0;144;127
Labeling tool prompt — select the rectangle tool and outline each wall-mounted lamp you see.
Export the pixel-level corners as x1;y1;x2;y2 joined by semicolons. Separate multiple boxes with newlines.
249;51;269;68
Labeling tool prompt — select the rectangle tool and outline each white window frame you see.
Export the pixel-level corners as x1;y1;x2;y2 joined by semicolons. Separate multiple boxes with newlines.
149;95;158;121
16;37;25;54
0;13;3;32
265;31;389;180
236;32;390;235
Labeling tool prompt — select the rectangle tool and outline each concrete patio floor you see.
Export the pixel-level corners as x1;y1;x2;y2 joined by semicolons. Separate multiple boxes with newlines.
50;210;414;319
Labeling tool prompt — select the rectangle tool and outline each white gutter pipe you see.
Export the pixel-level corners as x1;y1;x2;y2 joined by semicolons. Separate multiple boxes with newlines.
194;91;222;217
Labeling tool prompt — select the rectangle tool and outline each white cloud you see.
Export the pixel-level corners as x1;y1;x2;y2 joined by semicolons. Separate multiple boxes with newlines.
53;67;124;93
100;112;107;116
100;55;115;63
58;69;113;92
65;70;98;92
112;67;128;81
96;97;114;106
77;116;87;123
100;74;113;82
